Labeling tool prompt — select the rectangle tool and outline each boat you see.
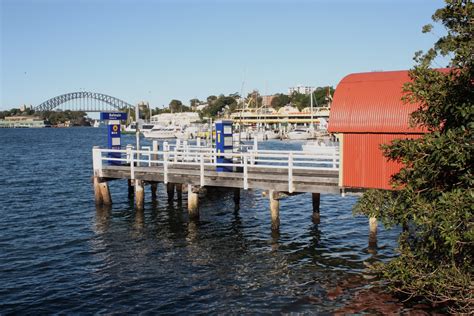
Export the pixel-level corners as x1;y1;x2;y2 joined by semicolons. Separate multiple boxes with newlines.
122;122;155;134
175;124;201;140
93;120;100;128
286;128;313;140
142;125;178;139
302;138;338;153
252;129;280;141
264;130;280;140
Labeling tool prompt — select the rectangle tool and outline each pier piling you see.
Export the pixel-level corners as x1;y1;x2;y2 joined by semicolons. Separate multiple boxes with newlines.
176;184;183;201
99;181;112;205
269;190;280;231
93;177;104;205
187;184;200;219
167;183;175;201
127;179;134;199
150;182;158;200
233;188;240;210
369;217;378;248
312;193;321;224
135;180;144;210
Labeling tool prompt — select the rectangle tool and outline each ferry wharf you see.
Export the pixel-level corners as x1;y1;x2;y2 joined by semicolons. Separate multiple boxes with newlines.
92;139;345;233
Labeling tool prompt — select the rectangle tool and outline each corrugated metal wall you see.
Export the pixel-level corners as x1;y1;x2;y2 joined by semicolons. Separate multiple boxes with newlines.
343;133;422;190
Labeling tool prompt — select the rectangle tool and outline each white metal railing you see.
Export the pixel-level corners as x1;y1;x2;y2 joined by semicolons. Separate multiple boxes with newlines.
92;144;339;193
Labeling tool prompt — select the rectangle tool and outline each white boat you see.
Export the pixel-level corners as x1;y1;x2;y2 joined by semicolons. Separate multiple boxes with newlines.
123;122;155;134
123;123;136;133
175;125;200;140
252;130;280;141
265;130;280;140
143;125;177;139
93;120;100;128
286;128;313;140
302;138;339;153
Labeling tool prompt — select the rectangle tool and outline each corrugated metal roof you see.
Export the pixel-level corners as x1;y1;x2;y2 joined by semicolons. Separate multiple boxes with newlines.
328;70;424;133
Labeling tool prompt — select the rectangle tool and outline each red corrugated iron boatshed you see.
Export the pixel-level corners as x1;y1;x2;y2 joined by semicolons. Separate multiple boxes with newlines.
328;70;427;190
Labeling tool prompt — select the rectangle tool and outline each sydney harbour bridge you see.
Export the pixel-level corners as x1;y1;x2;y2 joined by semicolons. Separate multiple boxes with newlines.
34;92;134;112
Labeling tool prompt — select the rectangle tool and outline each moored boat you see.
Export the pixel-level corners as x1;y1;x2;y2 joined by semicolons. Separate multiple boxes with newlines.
143;125;177;139
286;128;312;140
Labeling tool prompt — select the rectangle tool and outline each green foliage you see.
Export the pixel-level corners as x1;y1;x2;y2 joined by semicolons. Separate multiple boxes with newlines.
41;110;88;125
0;107;35;118
189;98;201;109
354;1;473;312
200;94;238;118
168;99;190;113
270;93;290;109
245;90;262;108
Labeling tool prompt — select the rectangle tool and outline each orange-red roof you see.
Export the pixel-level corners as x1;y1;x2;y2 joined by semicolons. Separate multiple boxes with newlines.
328;70;424;133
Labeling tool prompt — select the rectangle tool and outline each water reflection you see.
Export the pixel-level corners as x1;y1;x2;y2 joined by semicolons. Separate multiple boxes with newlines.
94;204;111;234
89;183;398;314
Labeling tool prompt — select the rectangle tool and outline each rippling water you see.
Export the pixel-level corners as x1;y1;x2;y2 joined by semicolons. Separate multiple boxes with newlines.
0;128;403;313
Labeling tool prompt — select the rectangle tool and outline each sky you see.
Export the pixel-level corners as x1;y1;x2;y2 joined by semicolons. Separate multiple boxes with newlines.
1;0;447;110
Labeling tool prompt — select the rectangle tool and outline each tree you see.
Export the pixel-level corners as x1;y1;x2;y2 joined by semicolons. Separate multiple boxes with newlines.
245;90;261;108
313;86;334;106
168;99;188;113
200;94;238;118
206;95;217;104
354;1;473;312
189;98;201;110
270;93;290;109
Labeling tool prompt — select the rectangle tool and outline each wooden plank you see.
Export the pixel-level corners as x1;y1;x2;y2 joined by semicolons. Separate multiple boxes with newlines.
100;165;340;194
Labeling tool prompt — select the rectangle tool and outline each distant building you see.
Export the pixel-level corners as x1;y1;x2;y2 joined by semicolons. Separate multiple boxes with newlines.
0;116;50;128
196;103;209;111
19;104;32;112
261;95;275;106
150;112;200;126
288;85;315;95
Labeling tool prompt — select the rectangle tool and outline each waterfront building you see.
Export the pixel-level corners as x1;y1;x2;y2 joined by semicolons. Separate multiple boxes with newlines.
150;112;201;126
288;85;315;95
230;106;330;125
261;95;275;106
0;116;50;128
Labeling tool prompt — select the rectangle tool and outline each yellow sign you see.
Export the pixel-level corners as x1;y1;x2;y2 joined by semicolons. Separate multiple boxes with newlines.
112;124;119;132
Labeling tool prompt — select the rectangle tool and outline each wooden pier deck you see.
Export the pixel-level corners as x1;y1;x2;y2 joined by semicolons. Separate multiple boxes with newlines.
100;164;339;194
91;141;368;233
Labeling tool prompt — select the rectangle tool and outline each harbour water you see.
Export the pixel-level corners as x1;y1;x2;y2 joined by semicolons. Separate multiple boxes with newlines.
1;128;405;313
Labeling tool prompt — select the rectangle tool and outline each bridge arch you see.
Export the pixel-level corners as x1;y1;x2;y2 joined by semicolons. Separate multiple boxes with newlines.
35;92;133;112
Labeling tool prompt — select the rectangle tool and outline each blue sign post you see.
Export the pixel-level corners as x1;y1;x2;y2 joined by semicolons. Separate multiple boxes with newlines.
215;120;233;172
100;112;127;165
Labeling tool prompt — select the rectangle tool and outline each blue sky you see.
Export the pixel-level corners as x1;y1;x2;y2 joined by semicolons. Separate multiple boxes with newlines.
1;0;446;110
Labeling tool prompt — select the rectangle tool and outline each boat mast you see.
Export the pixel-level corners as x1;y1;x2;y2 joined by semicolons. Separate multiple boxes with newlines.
310;90;314;130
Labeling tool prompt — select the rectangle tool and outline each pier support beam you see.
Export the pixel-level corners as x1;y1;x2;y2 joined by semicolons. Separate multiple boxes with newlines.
127;179;134;199
269;190;280;231
135;180;144;210
99;181;112;206
150;182;158;200
187;184;200;220
369;217;378;248
93;176;103;205
167;183;175;202
176;184;183;201
233;188;240;210
312;193;321;224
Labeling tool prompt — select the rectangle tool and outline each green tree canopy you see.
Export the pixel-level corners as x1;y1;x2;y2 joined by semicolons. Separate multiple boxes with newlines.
354;1;473;312
200;94;238;118
270;93;290;109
